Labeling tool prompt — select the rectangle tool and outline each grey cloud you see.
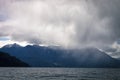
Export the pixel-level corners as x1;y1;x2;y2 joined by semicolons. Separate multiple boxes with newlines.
0;0;120;48
92;0;120;39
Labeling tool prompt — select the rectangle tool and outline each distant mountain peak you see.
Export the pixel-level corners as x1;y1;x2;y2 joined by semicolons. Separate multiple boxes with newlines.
2;43;22;48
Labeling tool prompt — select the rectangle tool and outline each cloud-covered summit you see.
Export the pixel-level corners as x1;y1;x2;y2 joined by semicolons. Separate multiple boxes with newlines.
0;0;120;48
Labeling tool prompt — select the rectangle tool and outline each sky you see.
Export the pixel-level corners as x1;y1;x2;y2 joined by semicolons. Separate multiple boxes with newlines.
0;0;120;50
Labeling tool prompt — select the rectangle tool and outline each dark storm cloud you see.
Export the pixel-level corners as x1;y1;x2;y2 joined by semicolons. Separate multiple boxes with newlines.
92;0;120;40
0;0;120;48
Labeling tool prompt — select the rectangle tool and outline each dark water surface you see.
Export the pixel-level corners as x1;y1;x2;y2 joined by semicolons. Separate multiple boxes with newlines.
0;68;120;80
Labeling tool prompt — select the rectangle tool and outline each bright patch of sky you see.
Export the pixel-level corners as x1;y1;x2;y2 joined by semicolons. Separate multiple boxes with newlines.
0;36;9;41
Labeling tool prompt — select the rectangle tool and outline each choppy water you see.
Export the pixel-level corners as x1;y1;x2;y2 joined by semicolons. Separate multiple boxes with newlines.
0;68;120;80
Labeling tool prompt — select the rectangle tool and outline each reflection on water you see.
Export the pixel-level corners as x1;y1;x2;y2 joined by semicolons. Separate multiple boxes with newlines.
0;68;120;80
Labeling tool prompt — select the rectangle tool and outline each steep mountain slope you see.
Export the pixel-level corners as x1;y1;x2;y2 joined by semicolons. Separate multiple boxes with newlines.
0;51;29;67
0;44;120;68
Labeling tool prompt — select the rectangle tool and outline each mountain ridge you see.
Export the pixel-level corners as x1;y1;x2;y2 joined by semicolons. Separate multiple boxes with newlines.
0;43;120;68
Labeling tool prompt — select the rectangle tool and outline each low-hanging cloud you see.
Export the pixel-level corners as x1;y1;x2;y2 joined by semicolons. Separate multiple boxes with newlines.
0;0;120;48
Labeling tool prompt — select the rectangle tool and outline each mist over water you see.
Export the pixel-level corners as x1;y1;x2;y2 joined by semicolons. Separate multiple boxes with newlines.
0;0;120;49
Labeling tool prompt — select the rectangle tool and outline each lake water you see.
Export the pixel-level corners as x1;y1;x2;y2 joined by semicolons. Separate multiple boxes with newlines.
0;68;120;80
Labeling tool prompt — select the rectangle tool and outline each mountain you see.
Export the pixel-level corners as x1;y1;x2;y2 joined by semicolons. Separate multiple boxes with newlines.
0;51;29;67
2;43;22;48
0;43;120;68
